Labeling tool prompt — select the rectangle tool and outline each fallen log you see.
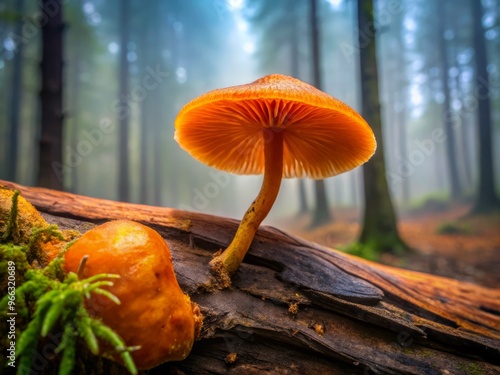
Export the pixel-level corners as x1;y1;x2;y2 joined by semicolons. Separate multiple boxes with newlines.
2;180;499;375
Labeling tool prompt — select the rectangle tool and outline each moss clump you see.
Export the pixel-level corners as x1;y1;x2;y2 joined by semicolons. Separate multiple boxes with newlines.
10;270;137;375
0;188;49;245
0;243;30;293
343;234;409;261
342;242;380;261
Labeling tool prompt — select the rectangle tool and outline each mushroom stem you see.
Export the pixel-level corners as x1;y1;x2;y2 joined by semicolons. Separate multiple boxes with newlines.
210;129;284;282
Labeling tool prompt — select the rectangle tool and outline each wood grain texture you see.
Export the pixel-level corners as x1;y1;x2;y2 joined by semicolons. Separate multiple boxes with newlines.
2;180;499;374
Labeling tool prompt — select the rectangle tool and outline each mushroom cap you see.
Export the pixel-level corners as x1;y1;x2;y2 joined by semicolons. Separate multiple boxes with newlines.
174;74;376;179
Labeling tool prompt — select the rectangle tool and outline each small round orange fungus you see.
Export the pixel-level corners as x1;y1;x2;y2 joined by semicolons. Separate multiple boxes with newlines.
175;74;376;285
64;220;201;369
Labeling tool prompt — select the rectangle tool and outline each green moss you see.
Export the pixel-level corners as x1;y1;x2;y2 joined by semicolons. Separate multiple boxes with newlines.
0;188;49;245
0;244;138;374
1;190;20;242
10;269;137;375
26;225;65;265
343;233;409;260
342;242;379;261
0;243;29;291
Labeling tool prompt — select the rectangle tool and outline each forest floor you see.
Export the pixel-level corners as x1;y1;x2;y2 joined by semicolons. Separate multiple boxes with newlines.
279;204;500;289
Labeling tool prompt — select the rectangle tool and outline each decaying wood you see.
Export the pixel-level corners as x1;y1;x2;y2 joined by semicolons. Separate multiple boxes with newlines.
2;180;499;375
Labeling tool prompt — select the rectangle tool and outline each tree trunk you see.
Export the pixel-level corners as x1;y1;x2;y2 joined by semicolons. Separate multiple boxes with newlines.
349;169;359;207
357;0;407;253
434;105;447;193
152;2;172;207
152;71;164;206
309;0;332;227
436;0;462;202
311;179;332;227
1;179;499;375
470;0;499;213
138;74;150;204
455;65;473;192
394;21;409;205
118;0;130;202
138;3;154;205
333;179;342;206
68;0;83;194
383;60;397;200
7;0;25;183
460;117;473;192
290;0;308;216
37;0;64;191
289;0;300;80
397;105;409;203
297;180;309;215
68;63;81;194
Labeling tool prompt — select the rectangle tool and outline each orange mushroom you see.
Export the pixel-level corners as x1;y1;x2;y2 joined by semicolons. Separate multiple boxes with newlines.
175;74;376;285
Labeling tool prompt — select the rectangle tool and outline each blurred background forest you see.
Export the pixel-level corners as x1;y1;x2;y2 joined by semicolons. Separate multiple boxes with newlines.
0;0;499;286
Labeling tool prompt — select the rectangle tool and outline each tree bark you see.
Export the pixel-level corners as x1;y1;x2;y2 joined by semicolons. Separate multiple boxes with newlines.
309;0;332;227
37;0;64;190
470;0;499;213
357;0;407;253
1;179;499;374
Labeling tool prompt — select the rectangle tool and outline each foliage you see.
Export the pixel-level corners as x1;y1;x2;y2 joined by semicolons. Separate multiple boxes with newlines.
0;191;138;374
